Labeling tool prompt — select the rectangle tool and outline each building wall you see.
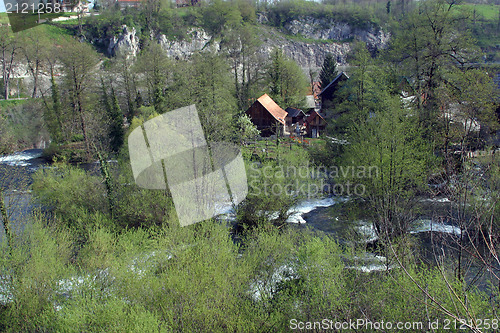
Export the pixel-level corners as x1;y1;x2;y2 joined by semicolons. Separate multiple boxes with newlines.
246;103;284;137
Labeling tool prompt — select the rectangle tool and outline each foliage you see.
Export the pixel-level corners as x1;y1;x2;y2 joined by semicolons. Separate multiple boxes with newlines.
135;41;170;114
319;53;338;90
387;0;481;141
237;114;260;143
267;48;308;108
101;82;125;153
0;212;494;331
341;95;434;237
165;52;238;142
0;99;48;152
58;39;101;158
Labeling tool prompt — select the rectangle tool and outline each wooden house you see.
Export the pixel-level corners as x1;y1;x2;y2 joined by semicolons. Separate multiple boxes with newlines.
305;110;327;138
285;107;306;128
246;94;287;137
318;72;349;114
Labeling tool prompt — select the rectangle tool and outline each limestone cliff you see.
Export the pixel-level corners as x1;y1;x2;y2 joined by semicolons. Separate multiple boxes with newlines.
104;17;390;72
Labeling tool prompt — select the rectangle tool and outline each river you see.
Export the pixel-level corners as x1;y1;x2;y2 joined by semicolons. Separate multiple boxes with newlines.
0;149;496;291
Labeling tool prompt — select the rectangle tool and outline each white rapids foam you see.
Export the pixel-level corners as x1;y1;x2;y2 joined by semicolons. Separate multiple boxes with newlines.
420;197;451;203
411;219;461;236
346;253;394;273
218;196;343;224
355;221;378;242
0;150;43;167
286;197;345;224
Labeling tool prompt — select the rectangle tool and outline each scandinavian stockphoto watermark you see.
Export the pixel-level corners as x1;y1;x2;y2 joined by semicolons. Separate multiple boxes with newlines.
290;318;424;331
248;163;379;198
290;318;500;331
128;105;248;227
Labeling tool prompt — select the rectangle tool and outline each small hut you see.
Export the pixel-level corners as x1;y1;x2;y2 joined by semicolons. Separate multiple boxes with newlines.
305;110;327;138
246;94;287;137
285;107;307;128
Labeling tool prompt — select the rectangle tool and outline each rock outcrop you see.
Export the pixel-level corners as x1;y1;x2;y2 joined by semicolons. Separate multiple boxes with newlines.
157;29;220;59
106;17;389;71
283;17;390;52
107;25;140;57
260;30;351;69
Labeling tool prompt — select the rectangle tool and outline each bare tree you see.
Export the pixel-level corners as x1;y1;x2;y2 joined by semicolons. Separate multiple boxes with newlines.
0;26;19;100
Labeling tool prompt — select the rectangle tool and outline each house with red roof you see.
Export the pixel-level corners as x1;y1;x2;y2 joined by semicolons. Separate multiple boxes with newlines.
246;94;287;137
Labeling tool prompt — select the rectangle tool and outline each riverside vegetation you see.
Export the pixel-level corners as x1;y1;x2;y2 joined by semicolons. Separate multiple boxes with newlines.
0;0;499;331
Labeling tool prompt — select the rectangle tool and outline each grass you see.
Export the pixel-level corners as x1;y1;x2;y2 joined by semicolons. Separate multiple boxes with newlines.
242;137;324;160
457;4;499;21
56;18;80;25
0;13;9;25
6;11;69;32
0;98;30;109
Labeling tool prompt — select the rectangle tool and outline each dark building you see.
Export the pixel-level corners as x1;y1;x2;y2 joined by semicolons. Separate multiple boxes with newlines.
305;110;327;138
246;94;287;137
318;72;349;114
285;107;306;126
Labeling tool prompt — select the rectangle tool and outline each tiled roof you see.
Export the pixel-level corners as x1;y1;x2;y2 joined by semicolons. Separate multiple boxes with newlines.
256;94;287;125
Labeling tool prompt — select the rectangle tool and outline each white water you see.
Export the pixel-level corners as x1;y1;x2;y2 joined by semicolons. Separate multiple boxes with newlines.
355;221;378;242
346;253;394;273
286;197;347;224
411;219;461;236
218;196;346;224
249;264;297;302
420;197;451;203
0;150;42;167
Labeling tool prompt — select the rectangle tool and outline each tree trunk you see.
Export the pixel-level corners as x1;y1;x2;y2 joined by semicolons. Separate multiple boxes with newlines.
0;188;11;247
3;80;9;100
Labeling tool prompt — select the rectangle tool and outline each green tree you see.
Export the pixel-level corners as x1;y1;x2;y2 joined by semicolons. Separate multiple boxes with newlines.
18;29;50;98
341;94;433;238
0;26;19;100
111;54;137;119
166;52;238;142
58;40;100;156
222;24;265;110
236;114;260;144
135;41;170;114
319;53;338;90
388;0;480;140
42;74;64;143
201;0;243;36
327;43;382;136
267;48;308;107
437;69;498;169
108;85;125;152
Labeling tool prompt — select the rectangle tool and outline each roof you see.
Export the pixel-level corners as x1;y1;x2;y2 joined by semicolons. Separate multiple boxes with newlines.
255;94;287;125
318;72;349;97
285;107;306;118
